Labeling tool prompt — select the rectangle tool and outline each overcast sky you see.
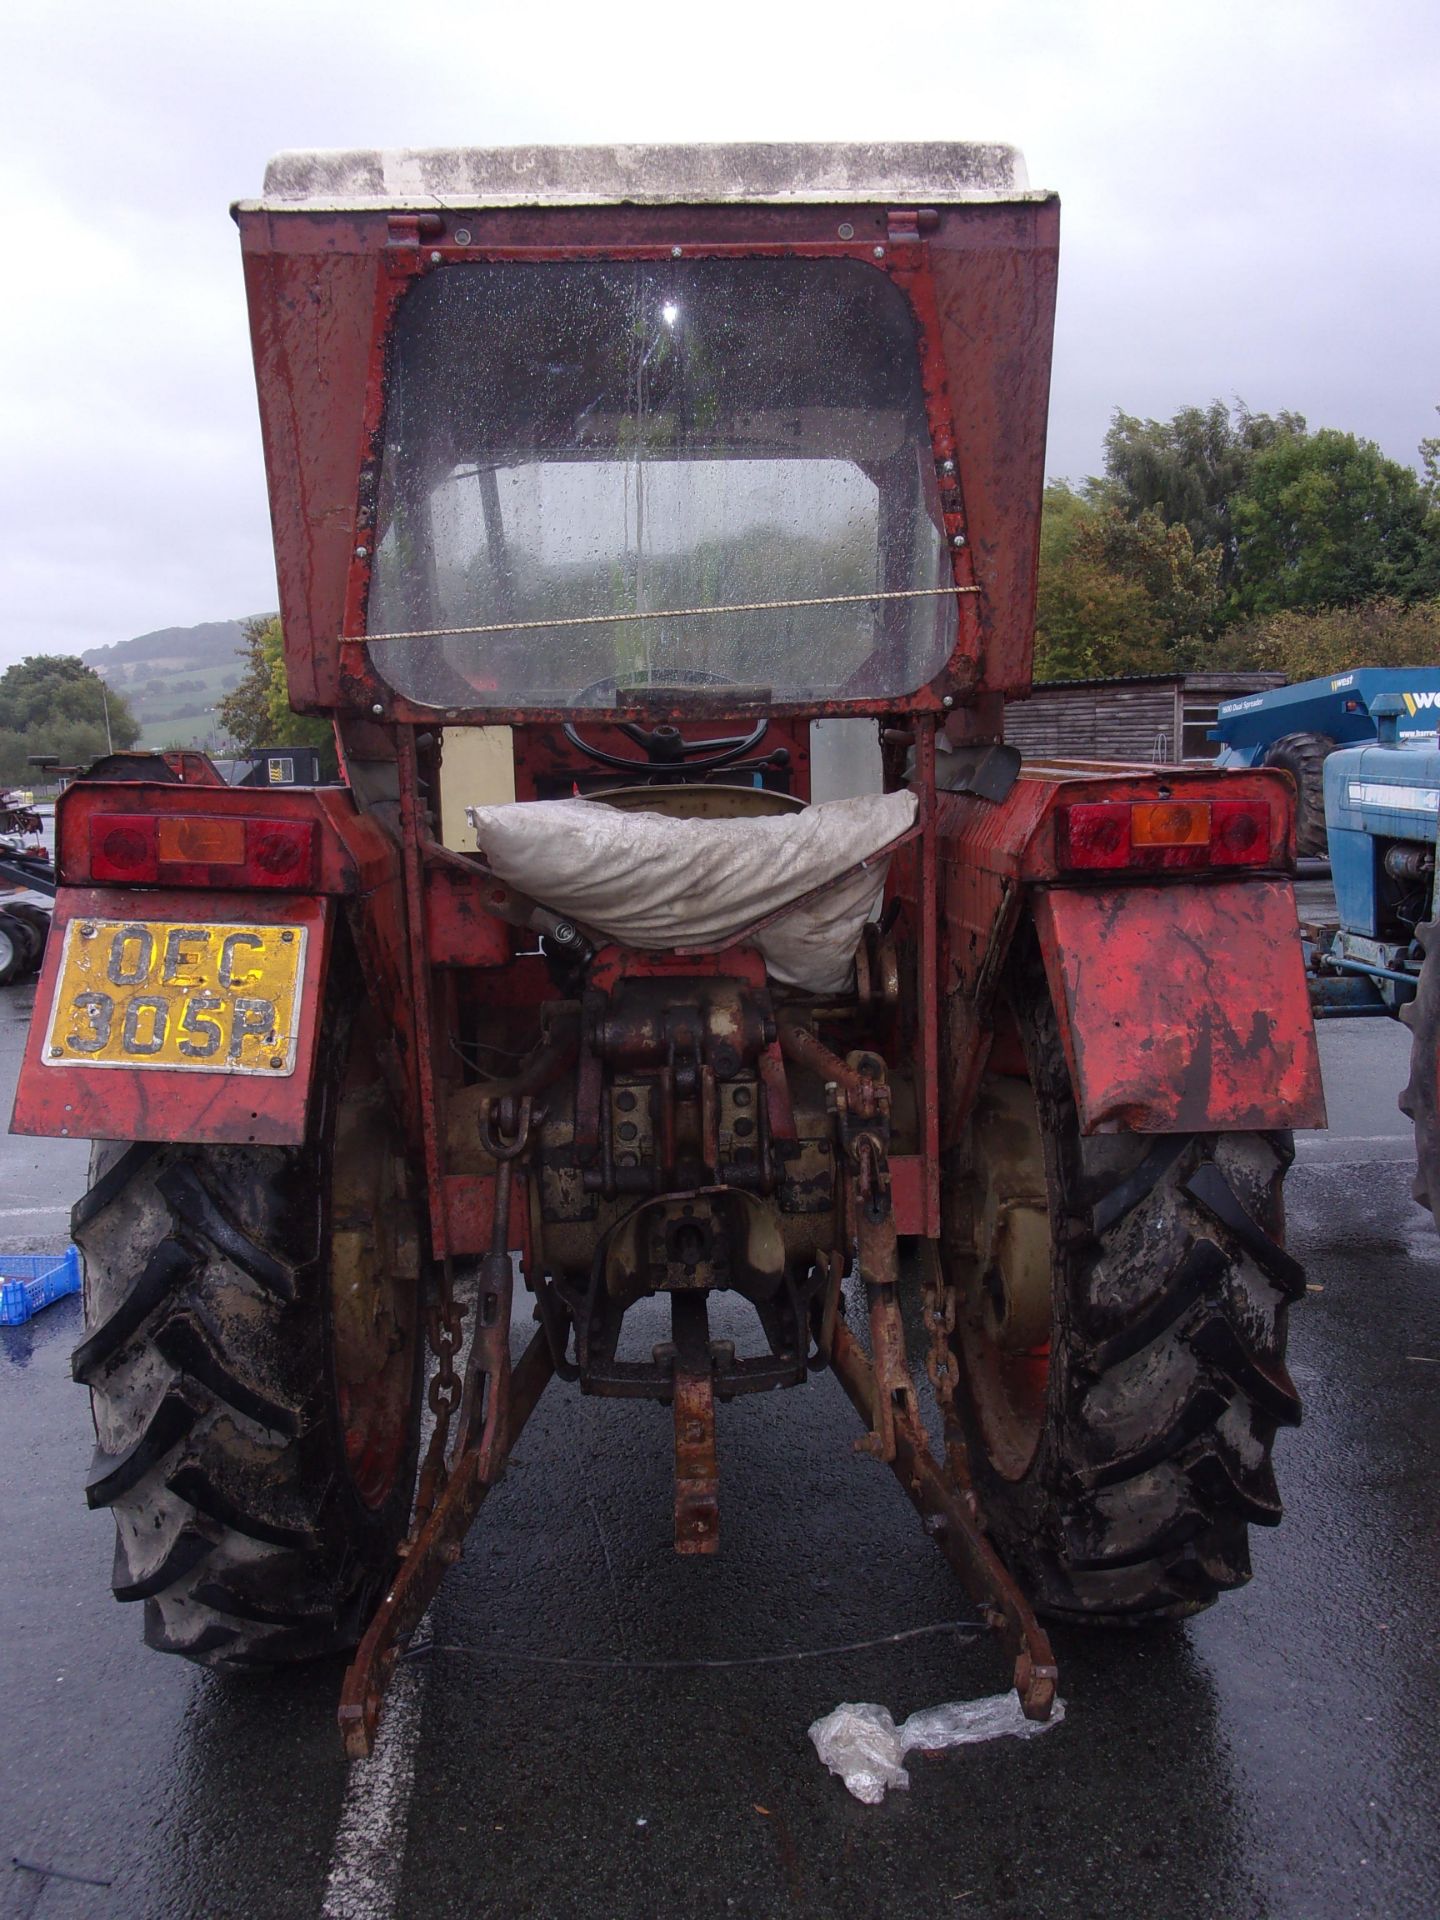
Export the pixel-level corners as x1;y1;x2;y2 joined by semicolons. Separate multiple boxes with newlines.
1;0;1435;669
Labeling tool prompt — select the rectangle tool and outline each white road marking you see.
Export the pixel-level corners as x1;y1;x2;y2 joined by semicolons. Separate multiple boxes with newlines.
1297;1134;1413;1149
319;1652;425;1920
0;1203;75;1216
319;1264;483;1920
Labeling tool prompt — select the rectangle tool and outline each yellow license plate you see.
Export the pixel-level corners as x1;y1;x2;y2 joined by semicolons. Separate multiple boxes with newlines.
42;919;308;1076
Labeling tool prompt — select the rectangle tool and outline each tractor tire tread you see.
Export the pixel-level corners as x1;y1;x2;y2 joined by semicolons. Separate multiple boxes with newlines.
1034;1132;1297;1620
952;933;1303;1626
85;1380;206;1507
155;1160;300;1301
71;1237;200;1384
75;1125;415;1671
112;1521;216;1602
1261;732;1334;860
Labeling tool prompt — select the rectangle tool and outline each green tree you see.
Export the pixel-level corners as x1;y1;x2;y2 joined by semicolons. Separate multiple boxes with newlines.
1419;408;1440;505
1034;487;1222;679
1102;402;1305;588
1084;509;1222;656
1231;428;1440;617
1212;597;1440;678
0;655;140;785
216;615;276;747
216;615;336;774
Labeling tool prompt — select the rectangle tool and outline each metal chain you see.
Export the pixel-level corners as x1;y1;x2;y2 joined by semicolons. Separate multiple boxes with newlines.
410;1257;466;1537
920;1240;958;1408
919;1239;972;1495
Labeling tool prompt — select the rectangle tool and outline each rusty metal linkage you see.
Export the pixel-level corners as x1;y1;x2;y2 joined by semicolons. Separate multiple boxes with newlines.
671;1293;720;1556
338;1094;552;1759
777;1017;889;1115
852;1137;917;1464
338;1329;554;1758
830;1315;1057;1722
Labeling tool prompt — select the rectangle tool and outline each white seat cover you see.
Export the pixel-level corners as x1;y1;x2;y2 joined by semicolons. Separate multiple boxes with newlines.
466;789;917;994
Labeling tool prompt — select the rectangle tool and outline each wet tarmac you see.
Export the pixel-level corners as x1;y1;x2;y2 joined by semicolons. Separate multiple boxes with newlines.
2;980;1438;1920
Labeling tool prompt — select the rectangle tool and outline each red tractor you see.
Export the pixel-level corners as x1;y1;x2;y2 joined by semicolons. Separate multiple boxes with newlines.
13;143;1324;1755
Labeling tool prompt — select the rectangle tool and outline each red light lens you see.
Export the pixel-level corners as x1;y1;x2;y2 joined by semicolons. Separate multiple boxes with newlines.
1057;803;1132;869
244;822;314;885
89;815;158;883
104;827;149;867
1210;800;1271;866
253;832;300;875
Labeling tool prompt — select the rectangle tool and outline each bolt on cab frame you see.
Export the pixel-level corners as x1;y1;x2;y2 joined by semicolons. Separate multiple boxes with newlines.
14;145;1325;1757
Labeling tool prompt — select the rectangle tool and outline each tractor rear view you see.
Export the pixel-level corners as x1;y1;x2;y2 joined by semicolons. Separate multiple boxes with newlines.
13;144;1325;1756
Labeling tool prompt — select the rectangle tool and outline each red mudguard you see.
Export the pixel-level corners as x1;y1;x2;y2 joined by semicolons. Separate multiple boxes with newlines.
1031;879;1325;1134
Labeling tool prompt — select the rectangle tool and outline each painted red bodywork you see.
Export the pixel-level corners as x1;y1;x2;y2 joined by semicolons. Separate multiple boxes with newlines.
934;760;1324;1139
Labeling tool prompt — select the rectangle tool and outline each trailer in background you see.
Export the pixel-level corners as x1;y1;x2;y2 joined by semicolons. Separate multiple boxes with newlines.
1213;668;1440;856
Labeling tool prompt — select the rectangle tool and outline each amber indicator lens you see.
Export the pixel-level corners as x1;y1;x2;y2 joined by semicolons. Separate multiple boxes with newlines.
1130;801;1210;847
157;817;246;864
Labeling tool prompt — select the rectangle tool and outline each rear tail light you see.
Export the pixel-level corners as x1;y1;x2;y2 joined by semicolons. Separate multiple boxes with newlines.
1056;802;1131;870
1058;799;1272;873
87;814;316;889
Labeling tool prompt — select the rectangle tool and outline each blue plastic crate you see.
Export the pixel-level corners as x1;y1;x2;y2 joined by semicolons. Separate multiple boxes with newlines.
0;1247;81;1326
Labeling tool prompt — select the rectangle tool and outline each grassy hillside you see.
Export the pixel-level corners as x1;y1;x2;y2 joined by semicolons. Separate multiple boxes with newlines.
82;618;265;749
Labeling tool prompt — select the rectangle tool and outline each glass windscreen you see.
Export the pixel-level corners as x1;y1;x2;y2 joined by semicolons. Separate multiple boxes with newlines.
366;259;953;708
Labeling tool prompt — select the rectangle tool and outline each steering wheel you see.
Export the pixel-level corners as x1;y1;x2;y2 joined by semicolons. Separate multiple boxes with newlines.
563;669;770;776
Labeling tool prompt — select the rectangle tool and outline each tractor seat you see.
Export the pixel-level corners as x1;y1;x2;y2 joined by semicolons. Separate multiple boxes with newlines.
466;789;917;993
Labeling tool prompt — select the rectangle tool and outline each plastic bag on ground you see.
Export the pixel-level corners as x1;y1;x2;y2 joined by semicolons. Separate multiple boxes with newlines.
808;1692;1066;1803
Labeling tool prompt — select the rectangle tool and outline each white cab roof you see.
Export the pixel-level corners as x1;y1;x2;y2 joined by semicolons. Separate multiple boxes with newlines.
243;142;1046;212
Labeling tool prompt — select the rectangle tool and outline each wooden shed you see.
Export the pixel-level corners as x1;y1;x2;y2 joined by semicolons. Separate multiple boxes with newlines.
1003;671;1286;763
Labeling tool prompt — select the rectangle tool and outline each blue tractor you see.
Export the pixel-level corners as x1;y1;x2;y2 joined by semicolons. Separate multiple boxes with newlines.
1298;692;1440;1220
1213;667;1440;857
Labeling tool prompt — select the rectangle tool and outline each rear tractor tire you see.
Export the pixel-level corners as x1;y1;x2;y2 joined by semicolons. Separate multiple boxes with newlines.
944;934;1305;1623
5;902;51;977
1261;732;1334;860
71;990;426;1668
0;913;22;985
